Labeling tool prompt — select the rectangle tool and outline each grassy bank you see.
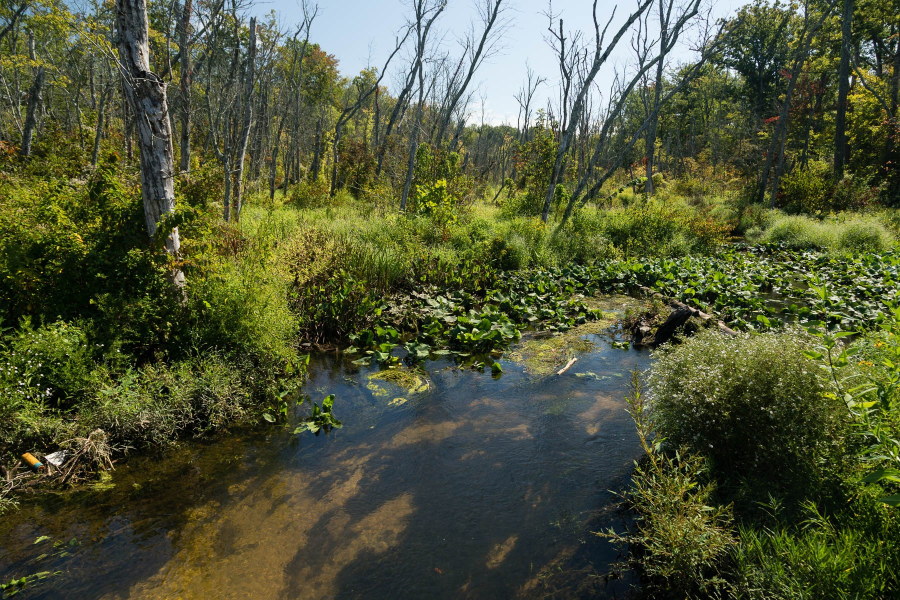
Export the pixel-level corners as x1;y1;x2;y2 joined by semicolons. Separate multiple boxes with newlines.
608;320;900;598
3;157;900;542
0;160;741;508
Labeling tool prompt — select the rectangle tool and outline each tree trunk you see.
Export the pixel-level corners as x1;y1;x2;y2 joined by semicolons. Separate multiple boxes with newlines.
401;58;426;212
115;0;183;287
91;81;110;166
20;67;44;157
269;115;286;200
232;16;256;223
834;0;853;177
310;117;322;180
330;122;343;196
178;0;193;176
645;0;668;196
20;31;44;158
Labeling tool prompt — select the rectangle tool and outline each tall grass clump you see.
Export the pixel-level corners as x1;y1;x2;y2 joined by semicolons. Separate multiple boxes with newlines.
598;198;730;257
751;213;895;252
730;495;900;600
750;214;839;249
837;218;895;253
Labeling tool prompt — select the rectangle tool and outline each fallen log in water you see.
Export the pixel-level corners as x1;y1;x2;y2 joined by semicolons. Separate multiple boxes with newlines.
635;285;738;344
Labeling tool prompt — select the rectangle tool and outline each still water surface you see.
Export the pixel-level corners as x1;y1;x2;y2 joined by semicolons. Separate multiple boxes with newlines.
0;332;649;599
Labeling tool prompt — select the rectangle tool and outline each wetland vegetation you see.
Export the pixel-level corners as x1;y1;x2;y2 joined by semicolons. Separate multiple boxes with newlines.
4;0;900;596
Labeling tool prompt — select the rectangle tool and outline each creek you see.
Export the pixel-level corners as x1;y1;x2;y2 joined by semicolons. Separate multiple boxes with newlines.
0;323;650;599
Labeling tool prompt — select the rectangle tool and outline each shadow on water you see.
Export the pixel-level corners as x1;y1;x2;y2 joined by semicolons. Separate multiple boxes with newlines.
0;333;650;600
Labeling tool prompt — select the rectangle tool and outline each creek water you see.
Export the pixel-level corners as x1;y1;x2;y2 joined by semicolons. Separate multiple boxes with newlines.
0;328;650;599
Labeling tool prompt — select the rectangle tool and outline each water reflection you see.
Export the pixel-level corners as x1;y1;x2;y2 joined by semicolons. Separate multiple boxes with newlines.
0;334;649;599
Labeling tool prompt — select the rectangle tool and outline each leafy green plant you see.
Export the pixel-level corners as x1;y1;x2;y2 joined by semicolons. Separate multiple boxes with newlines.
602;371;735;597
293;394;342;435
648;328;847;498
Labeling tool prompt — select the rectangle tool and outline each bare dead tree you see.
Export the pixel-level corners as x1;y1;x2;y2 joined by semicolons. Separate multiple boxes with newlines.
433;0;508;145
177;0;193;175
330;24;413;197
115;0;183;287
400;0;447;211
231;15;256;222
556;8;727;228
269;3;317;200
540;0;655;223
514;63;545;143
91;64;113;167
20;28;44;157
641;0;705;195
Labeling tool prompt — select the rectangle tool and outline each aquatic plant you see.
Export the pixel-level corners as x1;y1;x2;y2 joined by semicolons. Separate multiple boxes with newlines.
293;394;342;435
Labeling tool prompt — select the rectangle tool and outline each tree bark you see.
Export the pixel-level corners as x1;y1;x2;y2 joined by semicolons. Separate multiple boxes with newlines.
178;0;193;176
115;0;183;287
310;117;322;180
644;0;671;195
232;16;256;223
834;0;853;177
401;42;426;211
91;80;110;166
20;29;44;157
20;68;43;157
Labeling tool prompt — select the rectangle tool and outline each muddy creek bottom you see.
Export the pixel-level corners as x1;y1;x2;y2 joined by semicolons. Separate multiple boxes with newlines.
0;337;649;599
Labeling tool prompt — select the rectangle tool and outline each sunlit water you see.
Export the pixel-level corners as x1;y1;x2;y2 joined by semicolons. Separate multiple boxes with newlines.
0;332;650;599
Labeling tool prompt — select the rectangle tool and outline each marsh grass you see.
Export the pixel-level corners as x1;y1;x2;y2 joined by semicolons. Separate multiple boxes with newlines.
749;213;896;252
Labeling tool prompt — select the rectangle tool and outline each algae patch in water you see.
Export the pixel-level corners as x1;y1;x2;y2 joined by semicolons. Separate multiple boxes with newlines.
367;367;430;402
582;293;649;318
507;323;603;376
506;295;651;376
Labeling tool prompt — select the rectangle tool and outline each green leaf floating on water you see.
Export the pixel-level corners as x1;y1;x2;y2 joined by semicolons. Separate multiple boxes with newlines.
294;394;342;436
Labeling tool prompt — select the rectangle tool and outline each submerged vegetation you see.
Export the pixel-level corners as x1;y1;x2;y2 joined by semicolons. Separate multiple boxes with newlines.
5;0;900;594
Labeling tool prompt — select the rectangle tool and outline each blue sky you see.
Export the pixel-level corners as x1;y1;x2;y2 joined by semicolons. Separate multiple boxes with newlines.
259;0;739;125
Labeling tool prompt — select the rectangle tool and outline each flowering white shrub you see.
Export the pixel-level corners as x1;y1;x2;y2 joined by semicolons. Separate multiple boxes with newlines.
648;328;847;488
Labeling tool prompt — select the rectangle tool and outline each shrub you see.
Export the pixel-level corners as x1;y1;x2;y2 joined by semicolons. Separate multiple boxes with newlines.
82;355;248;449
780;160;832;214
0;160;184;356
178;164;224;209
550;209;620;264
648;328;848;497
0;321;102;411
780;161;881;214
189;246;298;365
289;178;331;209
599;199;730;257
837;219;895;253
